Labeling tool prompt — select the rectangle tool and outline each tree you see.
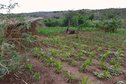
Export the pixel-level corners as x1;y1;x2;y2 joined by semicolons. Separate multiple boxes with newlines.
88;14;94;21
0;0;18;13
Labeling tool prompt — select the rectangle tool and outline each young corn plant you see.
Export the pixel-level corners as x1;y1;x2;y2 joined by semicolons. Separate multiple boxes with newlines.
80;59;93;72
81;76;91;84
68;58;77;66
54;61;63;73
33;72;41;81
26;64;33;73
100;50;112;61
63;71;76;83
93;70;112;79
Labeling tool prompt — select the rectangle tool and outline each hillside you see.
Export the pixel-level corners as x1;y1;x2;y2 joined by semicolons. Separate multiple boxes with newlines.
19;8;126;19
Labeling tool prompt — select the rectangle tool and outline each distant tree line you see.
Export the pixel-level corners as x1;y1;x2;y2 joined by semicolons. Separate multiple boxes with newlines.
43;10;122;32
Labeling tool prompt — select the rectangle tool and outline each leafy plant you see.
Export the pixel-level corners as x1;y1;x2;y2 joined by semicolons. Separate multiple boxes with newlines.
33;72;41;81
26;64;33;73
63;71;75;83
54;61;63;73
93;70;112;79
102;18;121;32
81;76;91;84
100;50;112;61
0;43;24;78
80;58;93;72
69;58;77;66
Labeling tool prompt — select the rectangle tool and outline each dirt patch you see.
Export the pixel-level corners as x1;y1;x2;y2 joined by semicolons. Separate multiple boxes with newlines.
27;54;67;84
0;70;35;84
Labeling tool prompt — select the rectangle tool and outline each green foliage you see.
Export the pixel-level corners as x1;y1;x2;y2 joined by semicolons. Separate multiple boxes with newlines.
63;71;75;83
0;43;24;78
80;59;93;72
54;61;63;73
33;72;41;81
44;18;64;27
81;76;91;84
26;64;33;73
100;50;112;61
102;18;121;32
68;58;77;66
93;70;112;79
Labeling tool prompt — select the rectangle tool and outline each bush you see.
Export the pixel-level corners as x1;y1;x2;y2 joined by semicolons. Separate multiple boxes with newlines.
102;18;121;32
44;18;64;27
0;42;24;78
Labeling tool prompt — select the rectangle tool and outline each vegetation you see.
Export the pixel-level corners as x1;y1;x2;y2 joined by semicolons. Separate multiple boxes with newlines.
0;3;126;83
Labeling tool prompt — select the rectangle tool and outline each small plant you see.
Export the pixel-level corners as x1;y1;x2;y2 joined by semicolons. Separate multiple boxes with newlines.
69;58;77;66
63;71;75;83
100;50;112;62
89;51;96;59
107;66;122;76
54;61;63;73
80;58;93;72
93;70;112;79
97;47;102;52
26;64;33;73
114;48;123;58
33;72;41;81
99;61;108;70
81;76;91;84
44;57;55;67
114;62;121;74
80;63;88;72
33;47;43;56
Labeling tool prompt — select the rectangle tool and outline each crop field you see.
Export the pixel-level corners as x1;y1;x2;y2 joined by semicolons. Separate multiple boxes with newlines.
0;6;126;84
26;27;126;84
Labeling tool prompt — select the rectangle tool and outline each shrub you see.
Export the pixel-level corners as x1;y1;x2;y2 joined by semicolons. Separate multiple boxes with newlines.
102;18;121;32
0;42;24;78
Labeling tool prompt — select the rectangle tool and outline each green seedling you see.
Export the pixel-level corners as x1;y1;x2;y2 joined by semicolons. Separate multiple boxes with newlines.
44;57;55;67
89;51;96;59
115;48;123;58
114;62;121;74
33;72;41;81
93;70;112;79
80;58;93;72
81;76;91;84
69;58;77;66
97;47;102;52
99;61;108;70
54;61;63;73
100;50;112;61
107;66;122;76
26;64;33;73
63;71;75;83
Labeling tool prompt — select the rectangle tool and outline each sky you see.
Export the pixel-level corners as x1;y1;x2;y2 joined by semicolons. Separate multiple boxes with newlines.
0;0;126;13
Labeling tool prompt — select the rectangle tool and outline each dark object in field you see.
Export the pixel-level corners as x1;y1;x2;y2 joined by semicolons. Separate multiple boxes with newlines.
66;28;76;34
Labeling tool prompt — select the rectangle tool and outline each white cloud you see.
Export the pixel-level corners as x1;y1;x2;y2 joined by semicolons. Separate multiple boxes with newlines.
0;0;126;13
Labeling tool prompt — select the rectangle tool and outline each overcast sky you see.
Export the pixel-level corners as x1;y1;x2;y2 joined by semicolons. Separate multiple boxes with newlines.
0;0;126;13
